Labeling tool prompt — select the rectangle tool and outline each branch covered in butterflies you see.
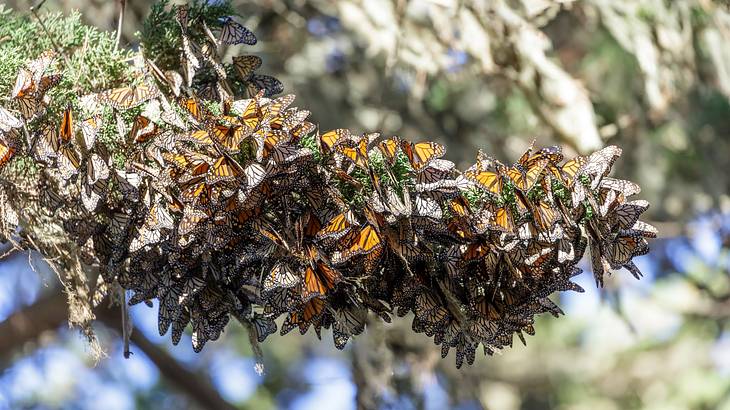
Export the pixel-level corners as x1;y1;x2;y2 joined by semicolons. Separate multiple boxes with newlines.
0;2;656;368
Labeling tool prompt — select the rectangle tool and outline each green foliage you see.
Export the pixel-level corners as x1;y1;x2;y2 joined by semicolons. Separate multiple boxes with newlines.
139;0;237;70
0;6;132;97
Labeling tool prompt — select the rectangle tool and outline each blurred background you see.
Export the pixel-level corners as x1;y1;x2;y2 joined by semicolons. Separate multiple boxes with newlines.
2;0;730;409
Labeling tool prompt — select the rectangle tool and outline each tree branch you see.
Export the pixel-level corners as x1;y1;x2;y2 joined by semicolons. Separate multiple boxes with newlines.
95;307;240;410
0;291;238;410
0;292;68;357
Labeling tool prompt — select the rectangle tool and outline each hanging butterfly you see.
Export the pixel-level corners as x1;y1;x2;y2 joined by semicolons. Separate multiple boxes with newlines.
102;82;161;110
79;116;102;151
504;146;550;193
281;297;326;336
15;94;47;122
147;58;183;97
217;16;257;45
59;104;74;145
320;128;349;153
211;123;247;153
131;115;159;143
245;74;284;98
301;262;343;301
0;107;23;133
86;153;110;185
400;140;445;172
207;154;243;184
463;164;503;196
337;138;369;170
248;314;277;343
578;145;622;189
0;138;14;169
263;262;300;293
12;50;57;98
232;55;262;80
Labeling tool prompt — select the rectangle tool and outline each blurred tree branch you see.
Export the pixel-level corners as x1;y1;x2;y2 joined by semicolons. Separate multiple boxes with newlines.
0;290;239;410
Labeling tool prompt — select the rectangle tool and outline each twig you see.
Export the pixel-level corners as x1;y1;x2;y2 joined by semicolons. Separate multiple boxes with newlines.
121;289;132;358
115;0;127;50
30;0;65;57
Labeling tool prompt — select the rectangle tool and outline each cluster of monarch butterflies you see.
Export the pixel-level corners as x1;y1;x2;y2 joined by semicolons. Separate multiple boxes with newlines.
0;4;656;368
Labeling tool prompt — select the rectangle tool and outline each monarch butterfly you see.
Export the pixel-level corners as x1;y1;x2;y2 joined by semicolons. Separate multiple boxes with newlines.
102;83;160;110
86;153;110;185
179;206;209;236
129;224;162;253
218;16;257;45
200;40;227;79
532;200;560;231
549;155;587;188
113;169;142;201
248;314;277;343
464;165;503;196
290;121;316;143
400;140;445;172
263;262;300;293
505;156;549;193
0;140;14;169
198;79;231;103
317;212;355;241
15;94;47;122
605;232;649;268
12;68;34;99
147;201;175;231
79;116;102;150
33;125;58;162
332;307;367;349
12;50;57;98
579;145;622;189
262;94;295;120
59;104;74;145
270;143;309;164
211;123;247;153
337;138;369;170
377;136;400;164
80;180;107;212
280;109;310;132
301;262;342;301
487;203;515;233
177;96;208;123
245;74;284;98
320;128;349;152
589;239;609;287
232;55;262;80
345;225;383;261
146;59;184;97
179;129;214;147
180;49;200;88
0;107;23;133
414;292;449;331
411;194;440;219
33;74;62;100
107;211;132;241
281;297;325;336
207;154;242;183
415;160;455;188
237;96;261;129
